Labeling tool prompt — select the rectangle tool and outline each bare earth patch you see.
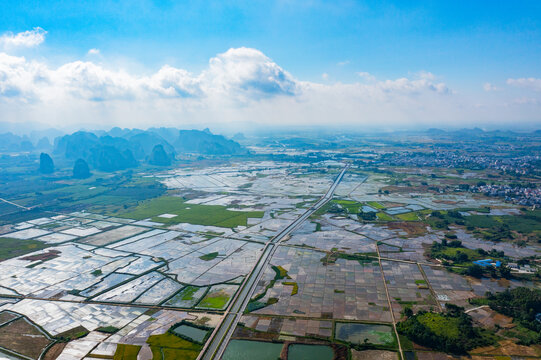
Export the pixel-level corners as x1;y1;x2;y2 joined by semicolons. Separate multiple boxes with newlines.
351;349;398;360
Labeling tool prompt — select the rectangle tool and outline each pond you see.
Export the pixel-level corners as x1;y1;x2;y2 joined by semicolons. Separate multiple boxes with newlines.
288;344;334;360
222;340;283;360
171;324;209;343
335;322;395;346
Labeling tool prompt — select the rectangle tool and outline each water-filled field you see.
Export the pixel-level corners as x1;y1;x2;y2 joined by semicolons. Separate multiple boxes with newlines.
335;323;395;346
171;324;209;343
288;344;334;360
222;340;283;360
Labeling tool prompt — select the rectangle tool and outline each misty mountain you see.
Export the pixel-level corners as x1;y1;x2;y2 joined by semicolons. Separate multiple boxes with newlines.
149;144;172;166
48;128;245;172
174;129;247;155
0;133;34;152
88;146;138;172
129;132;175;159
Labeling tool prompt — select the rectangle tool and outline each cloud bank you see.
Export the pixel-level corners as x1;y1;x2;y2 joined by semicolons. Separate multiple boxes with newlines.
0;30;539;129
0;28;47;49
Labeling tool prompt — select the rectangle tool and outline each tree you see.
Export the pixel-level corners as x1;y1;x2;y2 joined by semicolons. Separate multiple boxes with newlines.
359;211;376;221
39;153;54;174
149;144;172;166
73;159;91;179
465;264;484;278
403;307;413;318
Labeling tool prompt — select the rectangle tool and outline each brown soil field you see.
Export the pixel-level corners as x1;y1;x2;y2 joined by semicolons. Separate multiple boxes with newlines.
351;349;398;360
42;342;67;360
386;222;428;237
0;317;52;359
470;340;541;357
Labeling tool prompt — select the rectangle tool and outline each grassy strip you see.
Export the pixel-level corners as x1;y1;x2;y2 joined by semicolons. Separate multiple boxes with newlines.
283;281;299;295
0;237;49;262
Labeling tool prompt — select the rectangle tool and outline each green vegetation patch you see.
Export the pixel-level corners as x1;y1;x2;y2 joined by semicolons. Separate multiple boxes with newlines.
396;212;420;221
197;287;235;310
0;237;49;262
333;199;363;213
272;265;289;279
247;265;290;312
96;326;119;334
397;304;495;354
54;326;89;342
179;286;199;301
117;196;263;228
199;252;219;261
147;332;201;360
428;209;541;242
376;212;394;221
283;281;299;295
484;287;541;345
367;201;385;209
113;344;141;360
427;239;495;265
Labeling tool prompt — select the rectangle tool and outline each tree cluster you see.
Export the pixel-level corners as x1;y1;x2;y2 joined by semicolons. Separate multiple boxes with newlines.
397;305;493;354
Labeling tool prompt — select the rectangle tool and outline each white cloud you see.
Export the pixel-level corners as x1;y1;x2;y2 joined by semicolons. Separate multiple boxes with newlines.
202;47;298;100
483;82;501;92
0;46;538;129
337;60;350;66
507;77;541;91
144;65;201;98
357;71;376;82
0;28;47;49
87;48;100;55
321;73;329;80
378;76;449;95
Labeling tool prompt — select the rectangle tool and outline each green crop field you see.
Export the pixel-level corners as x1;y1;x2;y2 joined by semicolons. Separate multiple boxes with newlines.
0;237;49;261
376;212;394;221
333;199;363;213
197;291;231;309
396;212;419;221
113;344;141;360
180;286;200;301
367;201;385;209
116;196;264;228
147;333;201;360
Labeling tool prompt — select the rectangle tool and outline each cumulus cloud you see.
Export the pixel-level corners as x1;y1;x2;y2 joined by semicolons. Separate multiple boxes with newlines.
0;53;49;99
0;47;299;104
507;77;541;91
144;65;201;98
3;46;537;129
203;47;298;100
0;28;47;49
87;48;100;55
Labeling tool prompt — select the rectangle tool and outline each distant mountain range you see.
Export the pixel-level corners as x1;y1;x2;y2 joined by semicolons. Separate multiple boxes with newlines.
0;127;247;172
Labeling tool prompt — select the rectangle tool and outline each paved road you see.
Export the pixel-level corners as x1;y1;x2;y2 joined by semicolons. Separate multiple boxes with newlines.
199;165;349;360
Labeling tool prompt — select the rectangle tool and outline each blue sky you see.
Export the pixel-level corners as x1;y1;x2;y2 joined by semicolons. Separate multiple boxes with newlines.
0;0;540;129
